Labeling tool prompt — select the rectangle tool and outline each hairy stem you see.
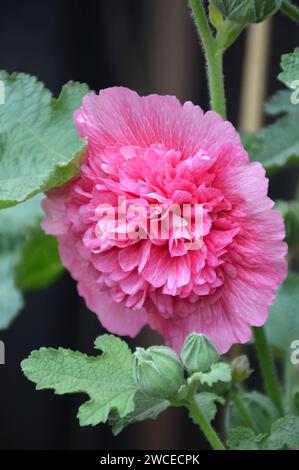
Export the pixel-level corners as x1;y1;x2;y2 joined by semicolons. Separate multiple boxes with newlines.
186;396;226;450
189;0;226;118
281;1;299;23
253;326;284;415
284;357;295;414
231;389;259;433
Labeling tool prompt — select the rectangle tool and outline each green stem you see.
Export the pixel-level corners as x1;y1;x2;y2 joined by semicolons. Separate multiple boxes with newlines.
253;326;284;415
186;396;226;450
281;1;299;23
231;389;259;433
284;357;294;414
189;0;226;118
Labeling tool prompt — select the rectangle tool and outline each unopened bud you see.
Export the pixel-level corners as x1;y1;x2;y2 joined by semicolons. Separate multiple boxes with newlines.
181;333;219;374
133;346;184;399
231;355;252;382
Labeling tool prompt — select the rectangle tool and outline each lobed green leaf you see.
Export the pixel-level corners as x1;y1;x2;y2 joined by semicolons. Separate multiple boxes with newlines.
21;335;138;427
279;48;299;89
189;362;232;388
0;71;88;208
228;415;299;450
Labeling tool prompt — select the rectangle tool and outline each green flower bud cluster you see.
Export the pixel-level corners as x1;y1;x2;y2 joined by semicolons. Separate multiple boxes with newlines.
133;333;228;400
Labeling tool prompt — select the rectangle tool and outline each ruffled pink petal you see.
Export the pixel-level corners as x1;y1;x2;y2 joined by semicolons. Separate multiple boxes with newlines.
41;86;287;354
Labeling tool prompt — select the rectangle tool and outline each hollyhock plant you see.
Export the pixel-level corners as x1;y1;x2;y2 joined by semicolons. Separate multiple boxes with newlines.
42;88;287;354
2;0;299;452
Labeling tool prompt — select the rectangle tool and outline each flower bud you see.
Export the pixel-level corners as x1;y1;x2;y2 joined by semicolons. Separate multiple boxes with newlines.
231;355;252;382
133;346;184;399
181;333;219;374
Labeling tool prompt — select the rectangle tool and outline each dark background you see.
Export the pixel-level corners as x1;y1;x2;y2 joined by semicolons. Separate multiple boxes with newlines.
0;0;298;450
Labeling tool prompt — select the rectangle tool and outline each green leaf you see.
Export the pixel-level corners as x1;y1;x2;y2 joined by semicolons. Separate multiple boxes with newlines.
264;89;296;116
209;3;224;29
0;194;64;328
15;228;63;291
21;334;138;427
293;386;299;415
109;391;169;436
225;391;279;433
0;253;23;329
0;193;43;235
210;0;282;24
266;275;299;354
279;48;299;89
247;86;299;172
0;71;88;208
276;200;299;247
215;21;245;52
241;131;256;151
195;392;224;423
227;426;262;450
263;415;299;450
248;54;299;172
229;416;299;450
248;112;299;172
0;195;43;328
190;362;232;387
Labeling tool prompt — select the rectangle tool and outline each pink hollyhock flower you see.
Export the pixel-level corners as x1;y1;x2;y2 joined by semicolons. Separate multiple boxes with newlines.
42;87;287;354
